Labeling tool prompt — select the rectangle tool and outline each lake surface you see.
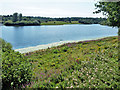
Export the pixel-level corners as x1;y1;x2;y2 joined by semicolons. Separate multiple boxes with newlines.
1;24;118;49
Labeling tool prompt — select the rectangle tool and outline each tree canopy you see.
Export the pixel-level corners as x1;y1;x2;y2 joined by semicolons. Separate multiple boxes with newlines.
12;13;18;22
94;1;120;28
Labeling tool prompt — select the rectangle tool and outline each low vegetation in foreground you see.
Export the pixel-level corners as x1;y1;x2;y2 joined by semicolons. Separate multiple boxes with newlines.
1;39;32;89
1;36;119;89
23;36;119;88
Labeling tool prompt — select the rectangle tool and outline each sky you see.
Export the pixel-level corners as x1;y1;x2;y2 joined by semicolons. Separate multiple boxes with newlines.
0;0;103;18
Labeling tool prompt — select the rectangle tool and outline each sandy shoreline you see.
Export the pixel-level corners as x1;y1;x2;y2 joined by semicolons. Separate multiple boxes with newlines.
14;36;116;54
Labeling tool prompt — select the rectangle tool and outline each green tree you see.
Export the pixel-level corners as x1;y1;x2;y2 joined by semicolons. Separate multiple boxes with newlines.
12;12;18;22
18;13;22;21
94;1;120;70
94;1;120;28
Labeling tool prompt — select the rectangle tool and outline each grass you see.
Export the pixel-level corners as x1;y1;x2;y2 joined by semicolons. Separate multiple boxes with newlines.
23;36;119;88
41;21;80;25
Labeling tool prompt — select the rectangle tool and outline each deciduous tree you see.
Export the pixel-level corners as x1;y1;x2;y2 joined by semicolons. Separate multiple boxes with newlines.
18;13;22;21
12;12;18;22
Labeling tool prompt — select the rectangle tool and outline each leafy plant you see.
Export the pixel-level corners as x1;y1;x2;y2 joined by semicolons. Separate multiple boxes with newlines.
1;39;32;89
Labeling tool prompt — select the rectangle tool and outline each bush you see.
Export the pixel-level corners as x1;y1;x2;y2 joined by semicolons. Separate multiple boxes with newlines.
3;20;13;26
1;39;32;89
4;20;40;26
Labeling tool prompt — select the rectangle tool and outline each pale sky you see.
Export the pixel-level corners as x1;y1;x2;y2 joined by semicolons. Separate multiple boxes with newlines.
0;0;103;18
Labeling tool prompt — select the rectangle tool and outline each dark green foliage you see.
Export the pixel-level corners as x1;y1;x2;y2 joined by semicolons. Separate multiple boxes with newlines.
4;20;40;26
18;13;22;21
94;1;120;27
12;13;18;22
1;12;106;26
1;39;32;89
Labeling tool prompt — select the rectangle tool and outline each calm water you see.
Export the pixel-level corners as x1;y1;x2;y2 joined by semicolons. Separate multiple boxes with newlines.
1;24;118;49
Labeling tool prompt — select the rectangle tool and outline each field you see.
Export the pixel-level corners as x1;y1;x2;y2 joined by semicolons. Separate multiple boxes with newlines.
41;21;80;25
22;36;119;88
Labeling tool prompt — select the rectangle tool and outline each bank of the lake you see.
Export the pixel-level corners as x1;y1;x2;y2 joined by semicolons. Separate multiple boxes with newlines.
3;21;82;26
23;36;119;88
15;36;117;53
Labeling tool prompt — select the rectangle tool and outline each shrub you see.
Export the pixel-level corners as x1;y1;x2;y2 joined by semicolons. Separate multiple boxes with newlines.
4;20;13;26
61;46;69;52
1;39;32;89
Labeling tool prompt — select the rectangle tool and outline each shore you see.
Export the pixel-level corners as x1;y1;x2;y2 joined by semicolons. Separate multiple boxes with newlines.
14;36;117;54
3;21;92;26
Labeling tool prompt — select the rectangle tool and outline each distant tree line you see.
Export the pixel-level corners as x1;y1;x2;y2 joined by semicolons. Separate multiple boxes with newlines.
12;13;22;22
1;12;107;26
2;13;41;26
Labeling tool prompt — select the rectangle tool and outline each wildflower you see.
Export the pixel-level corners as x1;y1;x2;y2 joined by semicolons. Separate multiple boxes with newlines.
110;69;112;71
68;44;71;47
91;77;94;80
70;86;73;88
40;73;45;75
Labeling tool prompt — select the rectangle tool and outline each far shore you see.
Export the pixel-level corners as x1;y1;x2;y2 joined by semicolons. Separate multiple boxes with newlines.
2;21;93;26
3;23;82;26
15;36;117;54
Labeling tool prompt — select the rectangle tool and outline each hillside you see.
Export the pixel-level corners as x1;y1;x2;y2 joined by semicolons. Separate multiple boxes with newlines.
23;36;119;88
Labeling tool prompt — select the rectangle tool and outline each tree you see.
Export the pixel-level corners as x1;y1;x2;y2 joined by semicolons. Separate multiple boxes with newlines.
12;12;18;22
94;1;120;68
18;13;22;21
37;20;41;24
94;1;120;28
68;18;71;23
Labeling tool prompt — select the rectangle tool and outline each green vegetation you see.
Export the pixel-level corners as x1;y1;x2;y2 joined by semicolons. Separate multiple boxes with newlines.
1;38;32;89
41;21;81;25
94;2;120;28
12;13;18;22
0;38;2;81
1;1;120;89
2;13;41;26
94;1;120;73
20;36;119;88
1;13;106;26
4;20;40;26
1;35;119;89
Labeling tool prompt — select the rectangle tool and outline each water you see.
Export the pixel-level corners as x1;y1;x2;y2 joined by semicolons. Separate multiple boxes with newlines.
0;24;118;49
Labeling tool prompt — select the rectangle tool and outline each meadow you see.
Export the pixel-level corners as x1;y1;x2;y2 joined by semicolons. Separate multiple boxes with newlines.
41;21;80;25
22;36;119;88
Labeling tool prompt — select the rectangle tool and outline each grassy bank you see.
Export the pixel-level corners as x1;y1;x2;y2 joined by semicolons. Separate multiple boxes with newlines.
41;21;81;25
4;21;82;26
23;36;119;88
